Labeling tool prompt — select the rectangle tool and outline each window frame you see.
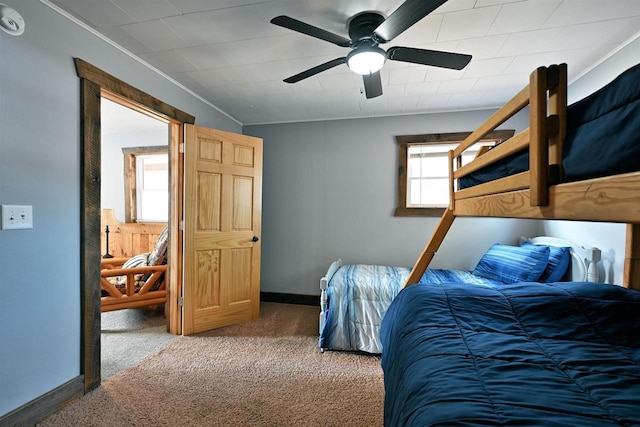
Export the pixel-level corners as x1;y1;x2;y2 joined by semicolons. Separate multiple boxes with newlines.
122;145;168;223
394;130;515;217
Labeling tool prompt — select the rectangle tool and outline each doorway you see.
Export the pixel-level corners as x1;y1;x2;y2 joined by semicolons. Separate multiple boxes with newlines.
76;58;262;392
100;96;174;379
76;58;195;392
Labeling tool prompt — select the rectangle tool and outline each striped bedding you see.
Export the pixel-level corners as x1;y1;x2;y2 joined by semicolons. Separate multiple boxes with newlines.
318;264;502;353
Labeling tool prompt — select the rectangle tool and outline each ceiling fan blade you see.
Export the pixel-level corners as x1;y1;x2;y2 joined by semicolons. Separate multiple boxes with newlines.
271;16;351;47
374;0;448;43
362;72;383;99
283;58;347;83
387;47;472;70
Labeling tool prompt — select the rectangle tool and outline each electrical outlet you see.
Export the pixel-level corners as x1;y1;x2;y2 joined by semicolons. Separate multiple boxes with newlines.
1;205;33;230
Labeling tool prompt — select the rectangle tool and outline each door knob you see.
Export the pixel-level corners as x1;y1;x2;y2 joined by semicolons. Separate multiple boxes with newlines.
251;236;259;242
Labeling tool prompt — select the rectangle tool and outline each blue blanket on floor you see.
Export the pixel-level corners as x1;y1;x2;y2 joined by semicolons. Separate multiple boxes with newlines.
380;281;640;426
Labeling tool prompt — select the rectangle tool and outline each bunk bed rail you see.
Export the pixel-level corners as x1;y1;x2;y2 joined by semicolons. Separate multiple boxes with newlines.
451;64;566;209
404;65;567;287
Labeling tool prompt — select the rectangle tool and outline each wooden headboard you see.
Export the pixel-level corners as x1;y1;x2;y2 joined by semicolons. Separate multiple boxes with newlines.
100;208;166;258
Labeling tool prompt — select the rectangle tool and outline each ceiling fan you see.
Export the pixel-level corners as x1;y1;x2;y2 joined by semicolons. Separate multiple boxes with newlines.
270;0;472;99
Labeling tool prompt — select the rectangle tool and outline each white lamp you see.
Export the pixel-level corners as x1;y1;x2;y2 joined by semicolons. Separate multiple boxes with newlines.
347;45;386;75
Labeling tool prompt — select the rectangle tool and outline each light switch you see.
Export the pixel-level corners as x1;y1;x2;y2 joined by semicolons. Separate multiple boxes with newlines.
1;205;33;230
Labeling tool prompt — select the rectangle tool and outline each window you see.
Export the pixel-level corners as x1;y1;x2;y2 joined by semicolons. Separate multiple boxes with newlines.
395;130;515;217
123;146;168;222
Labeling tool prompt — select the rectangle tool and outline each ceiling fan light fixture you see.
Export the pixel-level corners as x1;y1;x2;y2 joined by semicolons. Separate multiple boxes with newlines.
347;45;386;75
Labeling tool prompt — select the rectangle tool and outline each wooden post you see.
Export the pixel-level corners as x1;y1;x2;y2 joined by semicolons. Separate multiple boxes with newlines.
529;66;548;206
404;209;456;287
449;150;456;211
624;224;640;290
548;64;567;170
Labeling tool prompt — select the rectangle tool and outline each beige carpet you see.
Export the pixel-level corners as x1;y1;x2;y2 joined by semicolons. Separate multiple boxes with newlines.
40;303;384;426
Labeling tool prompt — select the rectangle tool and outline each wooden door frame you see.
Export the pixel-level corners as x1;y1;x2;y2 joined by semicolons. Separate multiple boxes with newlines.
75;58;194;392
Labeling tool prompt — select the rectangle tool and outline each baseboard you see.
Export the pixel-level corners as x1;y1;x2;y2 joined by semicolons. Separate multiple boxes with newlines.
0;375;84;426
260;292;319;306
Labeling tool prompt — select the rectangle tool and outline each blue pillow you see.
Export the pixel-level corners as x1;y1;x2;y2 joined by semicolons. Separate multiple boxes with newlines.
521;242;571;283
473;243;549;283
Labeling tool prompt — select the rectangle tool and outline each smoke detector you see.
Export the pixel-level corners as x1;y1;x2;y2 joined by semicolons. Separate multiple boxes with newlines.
0;3;24;36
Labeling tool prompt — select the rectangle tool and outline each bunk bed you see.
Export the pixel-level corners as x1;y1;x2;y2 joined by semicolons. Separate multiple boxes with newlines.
319;237;600;353
381;62;640;426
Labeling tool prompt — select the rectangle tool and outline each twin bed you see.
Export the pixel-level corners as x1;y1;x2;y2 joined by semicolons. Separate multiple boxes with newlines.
324;62;640;425
319;236;598;354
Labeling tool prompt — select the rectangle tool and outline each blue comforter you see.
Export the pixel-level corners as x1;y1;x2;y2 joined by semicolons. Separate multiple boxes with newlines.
319;265;501;353
380;281;640;426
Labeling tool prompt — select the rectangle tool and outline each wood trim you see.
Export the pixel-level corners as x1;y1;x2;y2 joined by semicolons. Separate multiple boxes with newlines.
75;59;195;125
76;58;191;395
395;131;515;145
624;224;640;290
394;206;446;217
79;77;102;393
395;135;410;215
0;376;84;427
101;208;165;258
121;145;168;223
394;130;515;217
168;122;183;334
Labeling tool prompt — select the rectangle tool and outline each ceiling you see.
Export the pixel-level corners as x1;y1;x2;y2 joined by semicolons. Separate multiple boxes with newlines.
45;0;640;126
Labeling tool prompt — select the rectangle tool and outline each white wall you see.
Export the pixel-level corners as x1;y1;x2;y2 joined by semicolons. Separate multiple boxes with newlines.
245;111;541;296
102;129;168;222
0;0;240;416
543;221;625;285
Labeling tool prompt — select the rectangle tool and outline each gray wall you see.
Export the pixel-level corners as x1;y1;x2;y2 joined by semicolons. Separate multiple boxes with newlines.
245;111;542;296
0;0;239;416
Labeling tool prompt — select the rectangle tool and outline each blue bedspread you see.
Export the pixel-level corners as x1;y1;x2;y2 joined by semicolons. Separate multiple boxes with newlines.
319;265;501;353
380;281;640;426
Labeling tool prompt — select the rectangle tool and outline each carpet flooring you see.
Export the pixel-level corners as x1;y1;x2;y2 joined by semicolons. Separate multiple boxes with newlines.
101;307;175;380
39;303;384;426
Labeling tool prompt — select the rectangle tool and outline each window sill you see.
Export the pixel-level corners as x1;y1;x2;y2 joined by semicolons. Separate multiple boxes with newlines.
394;207;446;217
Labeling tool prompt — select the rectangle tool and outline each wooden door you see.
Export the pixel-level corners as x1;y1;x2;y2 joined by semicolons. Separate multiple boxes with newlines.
182;125;262;335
